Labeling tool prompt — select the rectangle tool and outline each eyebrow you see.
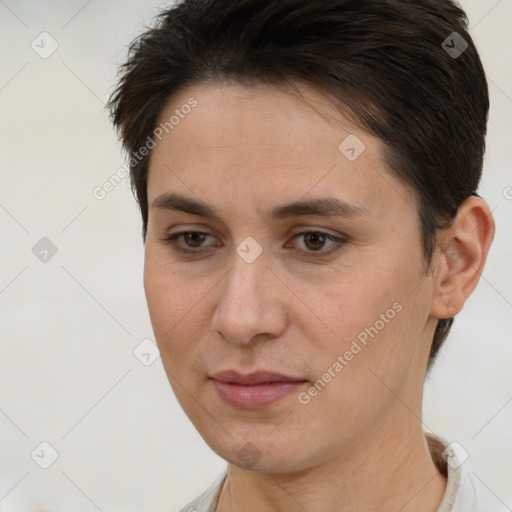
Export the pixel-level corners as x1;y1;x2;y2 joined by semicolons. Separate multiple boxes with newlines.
150;192;371;221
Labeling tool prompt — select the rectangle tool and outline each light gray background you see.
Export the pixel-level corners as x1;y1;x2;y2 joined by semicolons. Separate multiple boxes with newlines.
0;1;510;511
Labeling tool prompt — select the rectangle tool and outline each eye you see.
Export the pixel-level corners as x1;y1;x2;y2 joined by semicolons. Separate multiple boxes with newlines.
159;231;218;253
159;229;347;257
287;230;347;255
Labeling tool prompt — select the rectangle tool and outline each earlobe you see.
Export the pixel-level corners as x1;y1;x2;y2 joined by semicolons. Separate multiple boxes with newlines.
429;196;495;320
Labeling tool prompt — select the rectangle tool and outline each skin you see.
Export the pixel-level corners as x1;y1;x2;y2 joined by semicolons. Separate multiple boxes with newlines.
143;81;495;511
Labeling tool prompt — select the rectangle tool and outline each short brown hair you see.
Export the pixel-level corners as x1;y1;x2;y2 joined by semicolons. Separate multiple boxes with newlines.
108;0;489;370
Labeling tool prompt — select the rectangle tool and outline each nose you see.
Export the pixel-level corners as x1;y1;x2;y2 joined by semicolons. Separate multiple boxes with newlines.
211;249;288;346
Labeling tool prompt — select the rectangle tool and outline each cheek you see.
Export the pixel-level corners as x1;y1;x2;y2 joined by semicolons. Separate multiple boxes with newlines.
143;257;208;416
304;246;427;375
143;249;216;374
143;246;202;325
144;256;177;333
143;252;192;355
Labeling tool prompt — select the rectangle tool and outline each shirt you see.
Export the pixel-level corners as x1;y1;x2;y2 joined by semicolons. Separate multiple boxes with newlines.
175;434;500;512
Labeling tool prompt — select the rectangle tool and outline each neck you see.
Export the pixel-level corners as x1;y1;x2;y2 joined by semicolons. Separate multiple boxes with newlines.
218;418;446;512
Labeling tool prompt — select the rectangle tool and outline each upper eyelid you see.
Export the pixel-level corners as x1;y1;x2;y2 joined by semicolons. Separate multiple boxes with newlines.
166;227;343;241
166;224;343;237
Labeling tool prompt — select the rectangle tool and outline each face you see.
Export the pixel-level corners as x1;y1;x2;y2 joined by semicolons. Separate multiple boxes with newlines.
144;81;438;472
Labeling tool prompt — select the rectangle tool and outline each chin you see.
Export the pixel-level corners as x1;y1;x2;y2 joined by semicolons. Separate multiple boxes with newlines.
202;427;319;474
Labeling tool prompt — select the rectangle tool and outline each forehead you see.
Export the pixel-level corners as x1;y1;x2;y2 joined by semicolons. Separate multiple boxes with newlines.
147;81;416;220
153;81;368;156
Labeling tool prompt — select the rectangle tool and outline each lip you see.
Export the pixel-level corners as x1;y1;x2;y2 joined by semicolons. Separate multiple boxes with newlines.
210;370;308;409
211;369;306;385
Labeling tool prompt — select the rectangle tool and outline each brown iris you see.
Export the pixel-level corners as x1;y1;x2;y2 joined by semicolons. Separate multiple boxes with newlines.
302;232;326;251
183;232;207;247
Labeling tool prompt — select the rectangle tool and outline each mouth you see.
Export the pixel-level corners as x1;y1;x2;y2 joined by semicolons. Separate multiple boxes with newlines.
210;370;308;409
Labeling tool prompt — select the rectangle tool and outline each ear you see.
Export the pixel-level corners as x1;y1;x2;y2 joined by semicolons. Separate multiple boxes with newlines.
430;195;495;319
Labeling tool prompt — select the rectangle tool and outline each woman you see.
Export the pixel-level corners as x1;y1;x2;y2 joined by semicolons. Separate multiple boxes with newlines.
108;1;500;510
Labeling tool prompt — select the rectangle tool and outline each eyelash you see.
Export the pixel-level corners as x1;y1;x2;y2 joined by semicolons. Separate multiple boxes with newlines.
159;230;347;257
